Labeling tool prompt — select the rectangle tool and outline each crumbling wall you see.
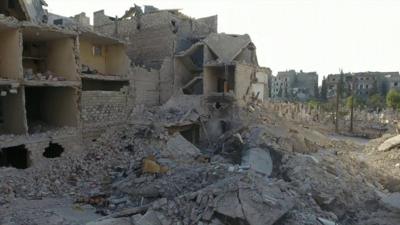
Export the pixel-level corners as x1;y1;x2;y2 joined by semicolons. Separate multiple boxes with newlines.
234;63;254;101
47;38;79;81
129;26;175;69
192;15;218;37
81;89;128;138
0;29;22;80
130;66;160;106
94;10;137;38
160;57;174;104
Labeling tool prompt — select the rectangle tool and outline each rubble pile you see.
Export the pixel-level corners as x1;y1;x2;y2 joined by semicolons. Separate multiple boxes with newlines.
1;102;400;225
24;69;66;81
363;134;400;192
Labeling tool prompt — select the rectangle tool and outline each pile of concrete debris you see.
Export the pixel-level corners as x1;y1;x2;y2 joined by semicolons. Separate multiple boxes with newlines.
1;102;400;225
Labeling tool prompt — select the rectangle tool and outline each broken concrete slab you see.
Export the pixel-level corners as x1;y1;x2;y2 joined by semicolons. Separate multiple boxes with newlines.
164;133;201;159
203;33;252;63
241;147;273;176
135;210;162;225
238;185;294;225
214;191;245;219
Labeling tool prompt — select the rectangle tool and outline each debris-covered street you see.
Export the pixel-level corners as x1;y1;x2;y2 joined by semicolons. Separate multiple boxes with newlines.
1;100;400;225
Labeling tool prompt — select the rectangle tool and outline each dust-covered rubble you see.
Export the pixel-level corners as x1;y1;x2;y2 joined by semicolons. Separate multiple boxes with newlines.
2;102;400;225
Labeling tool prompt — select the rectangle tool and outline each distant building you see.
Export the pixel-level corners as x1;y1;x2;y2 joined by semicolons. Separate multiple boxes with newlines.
271;70;318;101
323;72;400;99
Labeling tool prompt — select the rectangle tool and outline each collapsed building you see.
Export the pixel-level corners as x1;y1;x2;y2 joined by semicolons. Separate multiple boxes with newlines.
1;2;400;225
0;2;271;170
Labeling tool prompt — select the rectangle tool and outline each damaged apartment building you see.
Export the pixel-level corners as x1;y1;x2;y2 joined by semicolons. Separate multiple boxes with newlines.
0;1;271;170
324;71;400;99
93;5;219;105
93;5;271;104
271;70;318;101
0;0;131;169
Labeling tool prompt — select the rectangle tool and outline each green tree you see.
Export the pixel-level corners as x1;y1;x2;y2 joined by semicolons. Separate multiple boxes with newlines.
346;96;365;109
367;94;385;110
386;89;400;110
308;99;321;110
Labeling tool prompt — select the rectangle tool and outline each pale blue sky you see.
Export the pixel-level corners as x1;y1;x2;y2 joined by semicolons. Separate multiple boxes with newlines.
46;0;400;78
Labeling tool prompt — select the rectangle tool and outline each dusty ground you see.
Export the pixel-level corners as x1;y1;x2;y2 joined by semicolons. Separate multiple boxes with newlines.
1;101;400;225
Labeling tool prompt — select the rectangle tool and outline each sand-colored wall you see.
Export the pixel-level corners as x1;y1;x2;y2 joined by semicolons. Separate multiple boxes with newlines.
80;39;106;74
105;44;129;76
0;29;22;79
47;38;79;81
234;63;254;100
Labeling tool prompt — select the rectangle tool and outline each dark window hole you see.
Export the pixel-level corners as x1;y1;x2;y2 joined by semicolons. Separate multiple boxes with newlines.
43;142;64;158
0;145;30;169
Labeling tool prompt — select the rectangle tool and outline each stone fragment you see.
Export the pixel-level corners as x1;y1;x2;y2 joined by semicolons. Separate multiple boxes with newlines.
214;192;245;219
241;148;273;176
378;135;400;152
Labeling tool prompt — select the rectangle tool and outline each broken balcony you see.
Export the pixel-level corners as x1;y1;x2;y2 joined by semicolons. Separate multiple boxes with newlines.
25;87;79;134
0;86;27;135
174;42;204;95
22;26;80;86
0;25;22;81
204;64;236;99
79;33;129;79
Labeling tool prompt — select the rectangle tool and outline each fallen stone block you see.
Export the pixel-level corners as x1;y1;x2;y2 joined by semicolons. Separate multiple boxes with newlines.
239;187;293;225
165;134;201;159
378;135;400;152
135;210;162;225
214;192;245;219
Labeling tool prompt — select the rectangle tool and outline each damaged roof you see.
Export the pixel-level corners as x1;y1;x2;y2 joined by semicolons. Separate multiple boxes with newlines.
203;33;252;63
18;0;48;23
